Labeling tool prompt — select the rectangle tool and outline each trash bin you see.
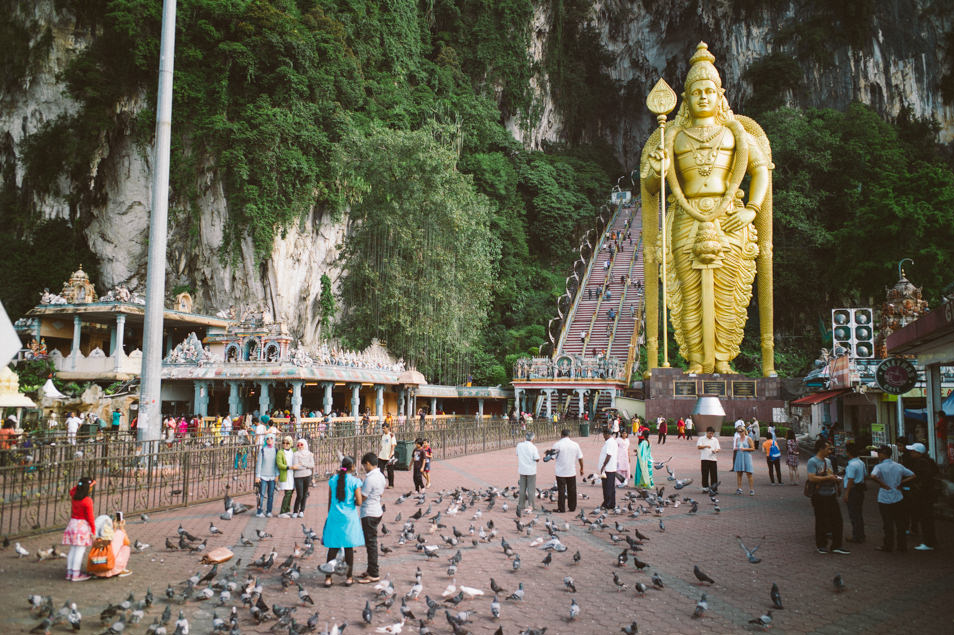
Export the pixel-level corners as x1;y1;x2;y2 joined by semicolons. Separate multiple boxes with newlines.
578;422;590;437
394;440;415;471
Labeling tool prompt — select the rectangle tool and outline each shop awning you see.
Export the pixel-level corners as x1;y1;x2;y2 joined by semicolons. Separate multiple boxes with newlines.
790;389;850;406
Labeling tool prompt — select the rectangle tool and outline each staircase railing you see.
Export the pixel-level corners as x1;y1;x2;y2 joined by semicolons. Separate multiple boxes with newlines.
551;202;622;356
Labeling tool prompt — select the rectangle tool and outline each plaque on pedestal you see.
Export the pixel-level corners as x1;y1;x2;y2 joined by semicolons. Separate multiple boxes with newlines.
674;381;697;398
701;380;726;397
732;380;757;398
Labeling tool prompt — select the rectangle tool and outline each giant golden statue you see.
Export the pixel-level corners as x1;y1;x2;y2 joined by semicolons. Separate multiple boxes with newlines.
640;42;775;376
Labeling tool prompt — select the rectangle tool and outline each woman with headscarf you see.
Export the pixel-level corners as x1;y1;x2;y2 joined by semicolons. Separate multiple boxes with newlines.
277;436;296;518
255;434;278;517
292;438;315;518
322;456;364;586
87;514;132;578
633;430;655;489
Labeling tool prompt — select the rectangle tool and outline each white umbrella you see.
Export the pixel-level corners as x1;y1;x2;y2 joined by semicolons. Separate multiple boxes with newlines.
42;378;67;399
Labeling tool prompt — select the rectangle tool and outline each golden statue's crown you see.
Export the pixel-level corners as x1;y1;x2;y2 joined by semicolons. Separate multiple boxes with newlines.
684;42;722;92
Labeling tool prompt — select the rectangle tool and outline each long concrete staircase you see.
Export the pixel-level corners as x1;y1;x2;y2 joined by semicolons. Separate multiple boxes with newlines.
554;203;645;417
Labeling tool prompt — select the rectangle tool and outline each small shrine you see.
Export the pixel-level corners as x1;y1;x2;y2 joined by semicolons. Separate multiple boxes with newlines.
174;292;194;313
59;266;97;304
876;267;929;358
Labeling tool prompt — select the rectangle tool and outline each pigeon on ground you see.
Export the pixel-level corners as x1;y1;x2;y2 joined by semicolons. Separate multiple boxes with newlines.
563;576;576;593
209;522;222;535
833;574;846;593
140;514;150;523
298;584;313;605
134;539;150;552
542;552;552;567
572;550;581;564
612;572;627;592
490;595;500;619
693;565;715;585
692;593;708;618
506;583;525;601
363;601;373;624
634;582;648;595
621;621;638;634
15;542;29;557
569;598;580;620
771;582;783;609
748;610;773;630
651;572;664;589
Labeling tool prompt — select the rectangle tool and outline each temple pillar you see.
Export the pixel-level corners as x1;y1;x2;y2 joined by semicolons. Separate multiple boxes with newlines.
477;398;484;420
113;314;126;371
290;381;303;419
194;381;209;417
544;389;554;418
375;385;384;423
258;381;271;415
513;388;521;415
608;387;617;408
70;315;81;370
430;397;437;416
228;381;241;416
350;384;360;421
398;387;406;417
322;382;333;415
576;389;586;419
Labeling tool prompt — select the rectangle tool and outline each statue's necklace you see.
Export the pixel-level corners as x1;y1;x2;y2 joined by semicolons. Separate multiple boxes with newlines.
684;127;726;178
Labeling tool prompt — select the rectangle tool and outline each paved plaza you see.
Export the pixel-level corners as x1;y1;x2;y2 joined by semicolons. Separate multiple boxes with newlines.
2;433;952;634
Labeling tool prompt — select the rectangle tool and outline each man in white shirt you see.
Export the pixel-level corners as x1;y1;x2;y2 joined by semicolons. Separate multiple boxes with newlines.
597;427;619;510
551;429;584;513
515;432;541;512
66;411;82;445
221;414;232;437
358;452;386;583
254;416;268;446
378;424;396;487
697;426;721;492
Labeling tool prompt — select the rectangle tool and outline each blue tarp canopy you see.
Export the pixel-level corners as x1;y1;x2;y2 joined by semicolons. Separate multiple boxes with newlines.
904;391;954;421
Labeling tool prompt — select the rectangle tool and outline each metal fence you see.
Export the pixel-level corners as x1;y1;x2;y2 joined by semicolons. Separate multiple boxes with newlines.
0;420;561;538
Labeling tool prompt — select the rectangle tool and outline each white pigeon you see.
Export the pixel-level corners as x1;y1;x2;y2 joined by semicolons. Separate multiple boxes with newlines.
15;542;29;558
441;579;458;597
374;618;406;634
459;585;484;598
528;537;544;547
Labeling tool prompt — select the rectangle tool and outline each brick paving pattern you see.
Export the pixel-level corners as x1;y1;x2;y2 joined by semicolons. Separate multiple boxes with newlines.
2;432;952;633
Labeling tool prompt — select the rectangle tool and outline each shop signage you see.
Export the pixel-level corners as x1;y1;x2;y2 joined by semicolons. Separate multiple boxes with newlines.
875;357;918;395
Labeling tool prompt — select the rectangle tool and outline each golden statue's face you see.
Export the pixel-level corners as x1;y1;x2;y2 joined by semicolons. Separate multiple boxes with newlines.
686;80;719;118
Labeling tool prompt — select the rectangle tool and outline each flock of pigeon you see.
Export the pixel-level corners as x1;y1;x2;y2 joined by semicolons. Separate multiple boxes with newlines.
12;457;852;634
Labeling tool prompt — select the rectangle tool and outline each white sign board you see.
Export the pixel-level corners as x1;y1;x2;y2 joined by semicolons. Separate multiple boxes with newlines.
0;302;20;367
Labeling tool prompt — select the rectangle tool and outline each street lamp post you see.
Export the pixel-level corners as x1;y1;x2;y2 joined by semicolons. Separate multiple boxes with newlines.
138;0;177;443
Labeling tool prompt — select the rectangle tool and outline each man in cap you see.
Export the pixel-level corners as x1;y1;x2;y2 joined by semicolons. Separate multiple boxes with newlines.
870;444;916;552
515;432;540;512
597;427;619;510
904;442;939;551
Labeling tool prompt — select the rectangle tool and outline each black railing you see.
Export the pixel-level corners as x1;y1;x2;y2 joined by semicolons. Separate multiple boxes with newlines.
0;420;561;538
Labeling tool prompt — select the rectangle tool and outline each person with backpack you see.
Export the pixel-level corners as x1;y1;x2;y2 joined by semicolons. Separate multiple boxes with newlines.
762;434;783;485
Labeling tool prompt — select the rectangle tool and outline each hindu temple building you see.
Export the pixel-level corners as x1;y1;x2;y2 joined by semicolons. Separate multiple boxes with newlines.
14;267;509;423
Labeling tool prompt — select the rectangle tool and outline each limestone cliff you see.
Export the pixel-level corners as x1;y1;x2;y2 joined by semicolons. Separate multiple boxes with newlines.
2;0;950;345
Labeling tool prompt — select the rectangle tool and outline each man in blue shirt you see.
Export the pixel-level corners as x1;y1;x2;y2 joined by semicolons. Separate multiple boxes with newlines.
842;441;867;543
806;438;849;554
870;444;916;552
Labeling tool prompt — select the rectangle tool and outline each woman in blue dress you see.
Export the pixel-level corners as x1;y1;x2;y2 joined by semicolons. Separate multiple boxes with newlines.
733;425;756;496
322;456;364;586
